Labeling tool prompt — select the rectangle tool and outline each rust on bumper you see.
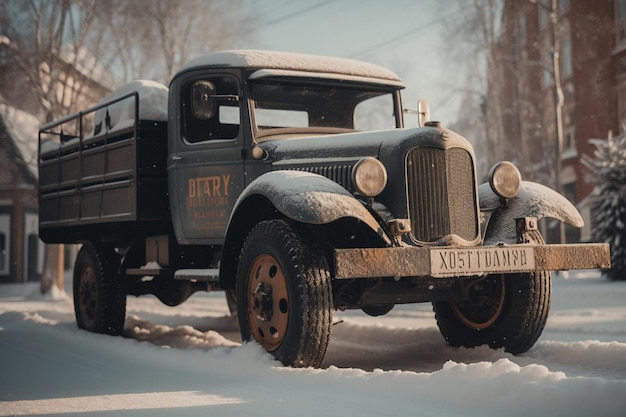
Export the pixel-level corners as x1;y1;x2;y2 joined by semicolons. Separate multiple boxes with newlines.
333;243;611;279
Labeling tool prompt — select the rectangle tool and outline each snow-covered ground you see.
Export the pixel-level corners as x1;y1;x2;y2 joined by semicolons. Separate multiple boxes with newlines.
1;270;625;416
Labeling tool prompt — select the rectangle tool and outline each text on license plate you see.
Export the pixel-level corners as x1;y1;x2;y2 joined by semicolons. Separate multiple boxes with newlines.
430;246;535;277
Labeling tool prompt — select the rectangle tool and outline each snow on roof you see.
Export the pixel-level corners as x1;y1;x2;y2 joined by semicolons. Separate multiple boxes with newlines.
176;50;403;84
0;103;40;179
92;80;168;133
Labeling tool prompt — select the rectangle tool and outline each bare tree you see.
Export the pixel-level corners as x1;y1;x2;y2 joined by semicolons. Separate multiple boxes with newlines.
0;0;250;292
1;0;114;293
441;0;507;177
94;0;250;85
0;0;113;121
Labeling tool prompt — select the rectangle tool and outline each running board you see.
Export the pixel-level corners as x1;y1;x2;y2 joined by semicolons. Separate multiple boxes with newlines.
174;269;220;283
126;268;166;276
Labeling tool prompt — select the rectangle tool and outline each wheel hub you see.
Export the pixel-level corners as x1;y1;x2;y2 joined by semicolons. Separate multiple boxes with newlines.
246;254;289;351
252;282;274;321
453;274;505;329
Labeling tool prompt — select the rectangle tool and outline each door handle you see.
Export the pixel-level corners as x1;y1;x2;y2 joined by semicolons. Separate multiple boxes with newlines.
171;155;182;161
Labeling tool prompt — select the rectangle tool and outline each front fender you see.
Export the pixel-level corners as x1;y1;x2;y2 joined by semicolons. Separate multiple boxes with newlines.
479;181;584;244
236;170;386;236
218;170;389;289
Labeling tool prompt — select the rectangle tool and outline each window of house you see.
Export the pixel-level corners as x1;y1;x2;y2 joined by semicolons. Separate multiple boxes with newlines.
561;36;573;78
617;0;626;45
518;14;527;47
543;51;554;88
0;213;10;275
618;80;626;132
563;127;577;159
559;0;570;14
23;211;42;282
539;0;550;30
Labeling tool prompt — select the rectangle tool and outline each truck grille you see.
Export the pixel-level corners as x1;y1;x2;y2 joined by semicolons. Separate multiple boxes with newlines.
406;147;478;243
296;165;353;189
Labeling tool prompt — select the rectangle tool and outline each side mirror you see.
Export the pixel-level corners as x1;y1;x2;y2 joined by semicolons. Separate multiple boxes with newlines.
417;99;430;127
191;80;216;119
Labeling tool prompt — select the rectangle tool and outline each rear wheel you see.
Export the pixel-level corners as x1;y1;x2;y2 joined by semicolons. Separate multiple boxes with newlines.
73;242;126;335
433;235;551;354
225;289;237;317
236;220;332;367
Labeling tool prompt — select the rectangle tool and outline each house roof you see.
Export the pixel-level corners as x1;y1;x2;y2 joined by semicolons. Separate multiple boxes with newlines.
0;103;40;183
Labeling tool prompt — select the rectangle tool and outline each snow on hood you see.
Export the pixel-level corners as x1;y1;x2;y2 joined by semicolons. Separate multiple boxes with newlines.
92;80;168;134
177;50;402;84
0;103;40;179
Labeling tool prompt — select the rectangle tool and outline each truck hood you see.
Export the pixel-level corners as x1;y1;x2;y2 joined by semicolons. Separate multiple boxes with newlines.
260;125;471;166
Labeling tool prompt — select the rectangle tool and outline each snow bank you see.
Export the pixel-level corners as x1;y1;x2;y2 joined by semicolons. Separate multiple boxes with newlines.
1;273;626;416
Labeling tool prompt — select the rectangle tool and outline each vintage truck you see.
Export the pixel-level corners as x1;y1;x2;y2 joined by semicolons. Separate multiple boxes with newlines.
38;50;610;367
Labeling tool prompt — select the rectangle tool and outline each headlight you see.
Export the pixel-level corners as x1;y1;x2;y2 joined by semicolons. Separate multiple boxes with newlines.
352;157;387;197
489;161;521;199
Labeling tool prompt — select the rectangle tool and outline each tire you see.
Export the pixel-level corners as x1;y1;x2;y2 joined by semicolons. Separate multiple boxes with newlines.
236;220;332;367
73;242;126;335
225;289;238;317
433;234;551;355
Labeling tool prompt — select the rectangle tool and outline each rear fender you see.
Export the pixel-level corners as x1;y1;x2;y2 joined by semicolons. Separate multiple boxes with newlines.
479;181;584;244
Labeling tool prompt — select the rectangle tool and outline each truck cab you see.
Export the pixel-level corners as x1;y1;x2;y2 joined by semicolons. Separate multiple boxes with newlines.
167;51;404;244
39;50;610;368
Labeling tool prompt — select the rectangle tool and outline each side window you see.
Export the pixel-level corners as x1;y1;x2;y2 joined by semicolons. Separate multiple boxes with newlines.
184;76;240;143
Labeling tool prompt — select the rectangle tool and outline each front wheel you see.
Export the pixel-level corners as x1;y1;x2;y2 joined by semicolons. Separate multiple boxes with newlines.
73;242;126;335
236;220;332;367
433;236;551;354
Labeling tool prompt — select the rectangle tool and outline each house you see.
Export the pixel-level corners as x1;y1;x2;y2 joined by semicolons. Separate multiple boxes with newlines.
0;36;113;283
0;103;43;283
490;0;622;243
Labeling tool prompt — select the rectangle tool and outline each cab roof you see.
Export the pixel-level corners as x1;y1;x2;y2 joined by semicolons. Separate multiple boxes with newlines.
175;50;404;87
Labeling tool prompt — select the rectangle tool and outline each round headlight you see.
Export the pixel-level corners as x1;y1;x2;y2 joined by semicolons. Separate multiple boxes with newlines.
489;161;522;199
352;157;388;197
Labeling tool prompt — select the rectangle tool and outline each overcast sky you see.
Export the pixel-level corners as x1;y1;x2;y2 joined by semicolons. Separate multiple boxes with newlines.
242;0;466;125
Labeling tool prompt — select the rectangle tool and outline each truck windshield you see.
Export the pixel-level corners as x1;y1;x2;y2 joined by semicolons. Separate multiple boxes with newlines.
250;80;399;141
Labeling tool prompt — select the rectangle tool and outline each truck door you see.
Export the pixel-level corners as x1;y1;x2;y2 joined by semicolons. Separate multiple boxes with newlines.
168;74;244;244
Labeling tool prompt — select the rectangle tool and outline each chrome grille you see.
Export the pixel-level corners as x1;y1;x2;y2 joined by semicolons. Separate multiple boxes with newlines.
406;147;478;243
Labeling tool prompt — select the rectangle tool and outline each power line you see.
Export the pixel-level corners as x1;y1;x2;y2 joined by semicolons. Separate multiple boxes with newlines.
348;3;471;61
262;0;335;28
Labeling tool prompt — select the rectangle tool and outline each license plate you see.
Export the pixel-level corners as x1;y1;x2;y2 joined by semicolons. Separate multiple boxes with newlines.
430;246;535;277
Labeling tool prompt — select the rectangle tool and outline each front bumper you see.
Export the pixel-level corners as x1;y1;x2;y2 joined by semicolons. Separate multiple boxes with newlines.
334;216;611;279
334;242;611;279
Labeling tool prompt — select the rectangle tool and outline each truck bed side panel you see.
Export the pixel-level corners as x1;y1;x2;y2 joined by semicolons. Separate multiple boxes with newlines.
39;121;170;243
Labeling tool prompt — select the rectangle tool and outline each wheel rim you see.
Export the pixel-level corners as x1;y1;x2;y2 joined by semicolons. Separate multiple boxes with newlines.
451;275;505;329
78;264;98;327
246;254;289;351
